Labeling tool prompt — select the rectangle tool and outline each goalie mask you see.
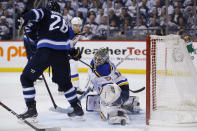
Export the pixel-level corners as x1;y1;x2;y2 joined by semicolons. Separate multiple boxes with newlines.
94;48;109;67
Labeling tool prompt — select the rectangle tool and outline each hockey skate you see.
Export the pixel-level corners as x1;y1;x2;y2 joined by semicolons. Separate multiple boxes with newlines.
68;101;84;120
18;102;38;122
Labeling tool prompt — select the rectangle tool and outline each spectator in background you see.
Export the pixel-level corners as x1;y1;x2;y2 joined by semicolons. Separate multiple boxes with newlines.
95;15;108;40
109;8;120;26
176;0;185;13
15;0;25;13
3;9;13;29
78;0;89;18
85;14;98;35
133;17;147;36
0;3;3;16
70;0;79;10
123;17;133;37
190;16;197;37
125;0;133;7
168;14;178;29
186;6;196;28
103;0;114;14
89;0;101;14
81;25;94;40
63;8;73;23
160;7;166;27
115;1;123;16
177;16;186;29
173;7;183;25
87;8;96;18
148;17;161;35
119;8;132;26
162;0;174;15
0;16;10;40
128;0;137;18
153;0;161;16
7;0;14;16
95;8;104;24
76;11;85;24
64;0;75;17
57;0;66;11
110;20;119;37
139;0;149;17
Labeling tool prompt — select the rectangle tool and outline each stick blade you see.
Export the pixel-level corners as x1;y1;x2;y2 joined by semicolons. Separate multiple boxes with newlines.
49;106;73;114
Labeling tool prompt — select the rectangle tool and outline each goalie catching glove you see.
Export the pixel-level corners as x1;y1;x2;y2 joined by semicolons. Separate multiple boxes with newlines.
69;48;82;61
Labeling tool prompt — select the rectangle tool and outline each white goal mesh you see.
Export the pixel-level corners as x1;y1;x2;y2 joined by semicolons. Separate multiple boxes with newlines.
146;35;197;126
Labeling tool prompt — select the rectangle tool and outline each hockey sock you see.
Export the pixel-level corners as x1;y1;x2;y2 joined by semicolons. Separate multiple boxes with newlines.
23;86;36;104
64;87;78;104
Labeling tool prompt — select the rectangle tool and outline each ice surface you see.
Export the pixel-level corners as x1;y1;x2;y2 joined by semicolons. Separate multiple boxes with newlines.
0;72;196;131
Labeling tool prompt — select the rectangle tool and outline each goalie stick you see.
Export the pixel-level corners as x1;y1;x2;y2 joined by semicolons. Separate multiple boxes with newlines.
0;101;45;131
79;59;145;93
116;53;131;67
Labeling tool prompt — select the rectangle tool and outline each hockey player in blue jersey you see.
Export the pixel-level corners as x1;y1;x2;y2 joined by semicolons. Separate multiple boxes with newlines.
18;0;83;119
87;48;140;125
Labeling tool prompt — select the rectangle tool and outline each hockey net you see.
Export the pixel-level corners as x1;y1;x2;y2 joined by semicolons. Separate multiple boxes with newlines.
146;35;197;126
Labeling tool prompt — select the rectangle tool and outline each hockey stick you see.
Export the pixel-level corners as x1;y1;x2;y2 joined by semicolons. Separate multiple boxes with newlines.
79;59;145;93
41;74;57;108
49;77;92;113
0;101;45;131
129;86;145;93
24;29;57;109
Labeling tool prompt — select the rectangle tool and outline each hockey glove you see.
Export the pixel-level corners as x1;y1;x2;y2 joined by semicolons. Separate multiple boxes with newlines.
69;48;82;61
17;17;28;29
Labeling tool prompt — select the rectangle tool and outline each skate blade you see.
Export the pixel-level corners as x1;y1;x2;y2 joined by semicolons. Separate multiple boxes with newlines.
68;116;86;121
49;106;73;114
18;117;38;124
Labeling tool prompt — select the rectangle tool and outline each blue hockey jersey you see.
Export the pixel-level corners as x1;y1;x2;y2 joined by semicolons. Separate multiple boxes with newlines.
22;8;75;50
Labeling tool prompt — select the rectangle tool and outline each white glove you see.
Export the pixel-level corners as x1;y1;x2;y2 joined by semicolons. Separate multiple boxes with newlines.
18;17;27;29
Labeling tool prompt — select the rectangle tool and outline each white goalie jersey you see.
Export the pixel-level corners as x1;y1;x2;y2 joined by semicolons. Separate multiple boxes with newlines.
88;60;129;95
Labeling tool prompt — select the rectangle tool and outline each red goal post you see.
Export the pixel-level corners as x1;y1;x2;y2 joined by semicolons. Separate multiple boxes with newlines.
146;35;197;126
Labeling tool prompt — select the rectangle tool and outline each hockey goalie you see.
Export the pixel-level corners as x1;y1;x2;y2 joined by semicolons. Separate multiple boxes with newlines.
87;47;140;125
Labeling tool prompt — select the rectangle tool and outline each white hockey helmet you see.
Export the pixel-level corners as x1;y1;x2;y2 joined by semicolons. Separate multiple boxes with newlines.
94;47;109;67
71;17;82;33
71;17;82;25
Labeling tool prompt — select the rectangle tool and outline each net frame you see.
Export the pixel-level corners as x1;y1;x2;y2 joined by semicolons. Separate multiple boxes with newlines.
146;35;197;126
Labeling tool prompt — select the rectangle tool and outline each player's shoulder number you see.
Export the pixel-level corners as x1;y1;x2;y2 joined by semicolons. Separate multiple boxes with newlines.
49;14;68;33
